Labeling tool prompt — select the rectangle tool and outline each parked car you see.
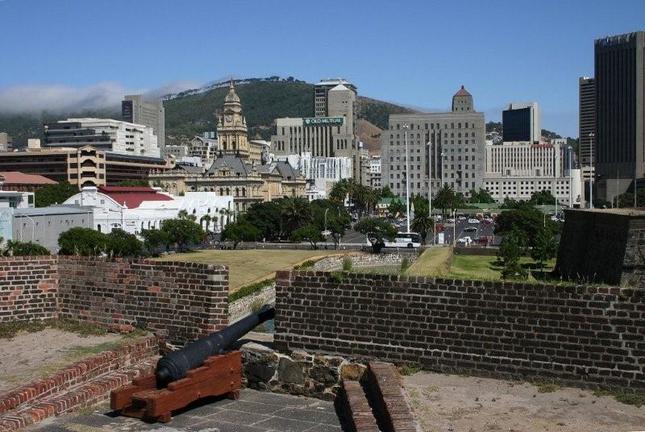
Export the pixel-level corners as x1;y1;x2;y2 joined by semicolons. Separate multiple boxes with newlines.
447;218;455;223
467;218;480;224
457;236;473;246
464;226;478;233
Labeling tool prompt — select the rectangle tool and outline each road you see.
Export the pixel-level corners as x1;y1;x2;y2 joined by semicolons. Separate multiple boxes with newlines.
433;218;499;246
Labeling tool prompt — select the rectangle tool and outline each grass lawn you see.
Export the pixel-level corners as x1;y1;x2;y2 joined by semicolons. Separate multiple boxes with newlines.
406;247;452;277
405;248;556;281
155;249;346;292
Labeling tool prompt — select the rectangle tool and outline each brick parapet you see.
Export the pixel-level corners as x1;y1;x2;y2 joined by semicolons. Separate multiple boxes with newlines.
275;271;645;390
0;336;159;416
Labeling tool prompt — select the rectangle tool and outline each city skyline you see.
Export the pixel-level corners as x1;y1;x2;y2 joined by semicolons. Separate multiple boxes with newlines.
0;0;644;137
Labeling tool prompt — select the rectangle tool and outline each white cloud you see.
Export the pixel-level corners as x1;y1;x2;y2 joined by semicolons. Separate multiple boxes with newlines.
0;80;201;114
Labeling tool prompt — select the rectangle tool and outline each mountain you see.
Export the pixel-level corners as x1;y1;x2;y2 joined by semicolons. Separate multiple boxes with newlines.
0;77;415;152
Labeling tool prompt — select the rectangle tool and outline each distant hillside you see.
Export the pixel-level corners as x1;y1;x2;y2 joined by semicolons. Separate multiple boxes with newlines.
356;119;383;154
0;77;417;148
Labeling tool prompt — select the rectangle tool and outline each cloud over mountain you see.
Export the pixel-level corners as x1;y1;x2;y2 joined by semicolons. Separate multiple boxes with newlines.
0;80;200;114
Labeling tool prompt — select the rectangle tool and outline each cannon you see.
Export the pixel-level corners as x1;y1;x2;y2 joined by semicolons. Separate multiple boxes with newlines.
156;304;275;386
111;305;275;423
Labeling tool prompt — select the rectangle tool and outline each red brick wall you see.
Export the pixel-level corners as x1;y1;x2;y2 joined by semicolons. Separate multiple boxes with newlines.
57;257;229;345
0;257;58;323
275;270;645;391
0;256;229;346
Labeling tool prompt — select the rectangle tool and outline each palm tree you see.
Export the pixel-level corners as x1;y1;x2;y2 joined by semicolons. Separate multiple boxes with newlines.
200;215;212;232
411;214;434;244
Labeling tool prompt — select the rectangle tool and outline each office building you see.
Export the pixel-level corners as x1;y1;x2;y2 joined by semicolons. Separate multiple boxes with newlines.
381;86;486;197
482;141;581;206
367;155;382;188
122;95;166;153
44;118;161;158
0;133;12;152
0;147;172;189
272;80;360;179
277;152;353;198
502;102;541;143
594;31;645;202
314;78;357;119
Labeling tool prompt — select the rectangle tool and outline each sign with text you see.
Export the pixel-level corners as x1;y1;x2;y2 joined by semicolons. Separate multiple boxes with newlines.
303;117;344;126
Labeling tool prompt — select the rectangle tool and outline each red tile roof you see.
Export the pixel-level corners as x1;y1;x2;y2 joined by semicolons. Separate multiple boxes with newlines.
0;171;57;185
454;85;471;97
98;186;173;209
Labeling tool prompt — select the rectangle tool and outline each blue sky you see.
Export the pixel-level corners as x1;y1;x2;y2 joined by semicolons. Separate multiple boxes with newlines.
0;0;643;137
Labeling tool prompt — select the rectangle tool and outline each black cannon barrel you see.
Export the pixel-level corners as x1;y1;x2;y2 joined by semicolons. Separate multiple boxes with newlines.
156;305;275;387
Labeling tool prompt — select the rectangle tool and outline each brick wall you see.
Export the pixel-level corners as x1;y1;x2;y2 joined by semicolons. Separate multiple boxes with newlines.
0;256;229;346
57;257;229;345
275;271;645;390
0;256;58;323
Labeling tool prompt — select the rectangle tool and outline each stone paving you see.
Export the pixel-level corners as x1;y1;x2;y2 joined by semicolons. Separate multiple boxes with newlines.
27;389;343;432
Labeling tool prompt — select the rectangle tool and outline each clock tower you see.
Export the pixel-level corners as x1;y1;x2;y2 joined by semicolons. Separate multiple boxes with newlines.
217;80;250;159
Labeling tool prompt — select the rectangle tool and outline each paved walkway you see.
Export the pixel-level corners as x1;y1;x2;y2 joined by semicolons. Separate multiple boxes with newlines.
28;389;342;432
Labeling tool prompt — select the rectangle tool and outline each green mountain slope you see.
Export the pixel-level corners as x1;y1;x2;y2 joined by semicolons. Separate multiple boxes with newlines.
0;77;416;148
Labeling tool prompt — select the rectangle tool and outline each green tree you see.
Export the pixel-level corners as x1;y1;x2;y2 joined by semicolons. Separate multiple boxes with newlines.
5;240;50;256
221;221;261;249
106;229;143;257
244;201;283;240
354;217;397;253
388;199;406;217
469;188;496;204
177;209;197;222
433;185;460;215
310;200;351;249
280;197;311;234
58;227;108;256
494;203;558;248
200;214;212;232
141;229;170;256
498;227;528;280
378;185;396;199
411;213;434;244
531;227;558;271
529;190;557;206
290;224;325;249
34;182;77;207
160;218;204;251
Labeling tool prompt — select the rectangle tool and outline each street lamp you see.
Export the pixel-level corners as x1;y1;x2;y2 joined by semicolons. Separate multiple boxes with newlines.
403;123;411;233
426;139;433;245
588;132;595;209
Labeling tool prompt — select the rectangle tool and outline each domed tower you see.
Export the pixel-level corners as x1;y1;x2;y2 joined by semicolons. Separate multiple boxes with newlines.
452;85;474;112
217;80;250;158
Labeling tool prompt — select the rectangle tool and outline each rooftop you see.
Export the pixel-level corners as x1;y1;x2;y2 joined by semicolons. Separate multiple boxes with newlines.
454;85;472;97
14;205;93;217
0;171;57;186
98;186;173;209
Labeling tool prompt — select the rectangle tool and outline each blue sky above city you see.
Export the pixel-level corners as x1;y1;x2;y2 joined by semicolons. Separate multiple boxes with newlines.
0;0;643;137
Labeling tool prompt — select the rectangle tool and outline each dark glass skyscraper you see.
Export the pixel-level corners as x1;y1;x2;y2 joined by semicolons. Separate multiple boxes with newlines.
594;31;645;202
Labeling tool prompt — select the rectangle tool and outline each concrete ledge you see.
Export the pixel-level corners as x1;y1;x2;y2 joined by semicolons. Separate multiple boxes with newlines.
365;362;419;432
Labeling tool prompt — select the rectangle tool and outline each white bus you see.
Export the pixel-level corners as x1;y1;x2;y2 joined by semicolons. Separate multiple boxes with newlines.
364;232;420;249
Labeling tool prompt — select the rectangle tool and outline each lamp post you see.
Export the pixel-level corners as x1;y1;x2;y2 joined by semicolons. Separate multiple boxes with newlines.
588;132;595;209
427;139;433;245
403;123;410;233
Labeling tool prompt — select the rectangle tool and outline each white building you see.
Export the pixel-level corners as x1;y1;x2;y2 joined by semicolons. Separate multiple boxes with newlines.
368;155;381;188
63;186;233;235
482;141;582;206
44;118;160;157
276;152;352;199
0;191;34;209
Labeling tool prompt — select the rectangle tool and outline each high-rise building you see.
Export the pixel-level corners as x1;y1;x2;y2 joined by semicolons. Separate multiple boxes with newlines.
0;133;12;152
122;95;166;153
502;102;541;143
578;77;596;203
381;86;486;197
43;118;160;157
313;79;357;118
594;31;645;202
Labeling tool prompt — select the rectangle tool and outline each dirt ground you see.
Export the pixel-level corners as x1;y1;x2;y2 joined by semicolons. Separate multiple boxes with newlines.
0;329;123;393
404;371;645;432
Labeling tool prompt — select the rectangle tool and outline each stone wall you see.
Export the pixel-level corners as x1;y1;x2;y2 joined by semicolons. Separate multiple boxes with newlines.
556;209;645;286
241;343;366;400
229;283;275;323
275;270;645;391
312;252;418;272
0;256;58;323
0;256;229;346
57;257;229;345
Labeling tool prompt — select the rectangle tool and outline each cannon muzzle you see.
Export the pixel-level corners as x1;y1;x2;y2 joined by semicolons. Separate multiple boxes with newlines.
156;304;275;387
